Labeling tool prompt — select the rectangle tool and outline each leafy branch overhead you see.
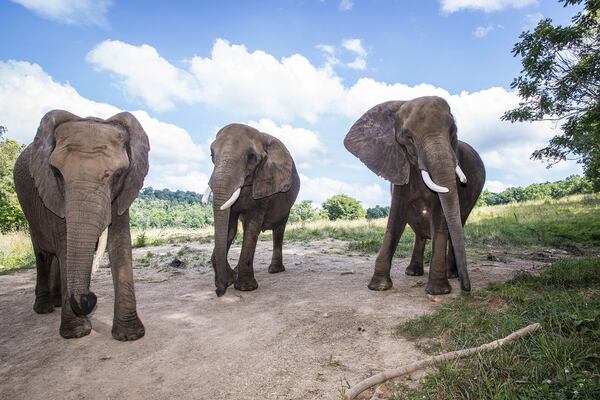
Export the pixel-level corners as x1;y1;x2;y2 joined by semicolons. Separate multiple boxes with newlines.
503;0;600;189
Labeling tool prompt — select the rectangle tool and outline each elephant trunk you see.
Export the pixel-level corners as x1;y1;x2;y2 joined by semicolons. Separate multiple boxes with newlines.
210;163;244;296
65;181;111;315
422;142;471;292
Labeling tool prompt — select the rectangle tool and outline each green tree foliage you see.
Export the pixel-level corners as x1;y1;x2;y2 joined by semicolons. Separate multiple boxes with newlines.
503;0;600;189
321;194;366;221
366;205;390;220
288;200;320;223
478;174;594;206
130;187;213;229
0;127;27;232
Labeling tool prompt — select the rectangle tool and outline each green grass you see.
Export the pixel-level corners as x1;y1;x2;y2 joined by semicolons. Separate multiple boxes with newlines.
391;257;600;399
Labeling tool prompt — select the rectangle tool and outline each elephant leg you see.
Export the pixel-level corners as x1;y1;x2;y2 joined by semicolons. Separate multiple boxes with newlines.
57;248;92;339
268;218;287;274
426;212;452;295
446;241;458;279
49;256;62;307
405;235;426;276
369;185;407;291
33;243;55;314
108;209;145;341
234;216;261;291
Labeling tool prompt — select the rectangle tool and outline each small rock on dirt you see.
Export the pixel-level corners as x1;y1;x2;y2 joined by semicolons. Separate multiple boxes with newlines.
170;259;183;268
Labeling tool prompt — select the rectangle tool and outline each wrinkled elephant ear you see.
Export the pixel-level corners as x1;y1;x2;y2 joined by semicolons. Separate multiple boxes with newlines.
344;100;410;185
107;112;150;215
29;110;80;218
253;133;294;199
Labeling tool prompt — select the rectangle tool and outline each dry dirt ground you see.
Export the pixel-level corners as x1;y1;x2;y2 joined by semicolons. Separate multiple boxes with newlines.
0;239;551;400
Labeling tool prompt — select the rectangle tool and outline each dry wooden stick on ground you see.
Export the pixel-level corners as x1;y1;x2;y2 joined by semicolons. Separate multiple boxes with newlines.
344;322;541;400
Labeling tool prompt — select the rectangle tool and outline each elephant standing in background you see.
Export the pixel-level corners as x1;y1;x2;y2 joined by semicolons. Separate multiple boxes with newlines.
344;96;485;295
13;110;149;340
204;124;300;297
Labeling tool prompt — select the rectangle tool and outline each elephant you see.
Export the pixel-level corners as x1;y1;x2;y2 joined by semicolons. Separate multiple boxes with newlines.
13;110;149;340
203;123;300;297
344;96;485;295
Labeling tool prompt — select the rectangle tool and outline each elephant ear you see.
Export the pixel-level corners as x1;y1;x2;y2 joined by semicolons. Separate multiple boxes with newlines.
107;112;150;215
343;101;410;185
29;110;80;218
253;133;294;199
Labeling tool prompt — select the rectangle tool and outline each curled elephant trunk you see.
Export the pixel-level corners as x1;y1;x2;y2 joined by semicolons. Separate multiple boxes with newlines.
423;144;471;292
65;181;111;315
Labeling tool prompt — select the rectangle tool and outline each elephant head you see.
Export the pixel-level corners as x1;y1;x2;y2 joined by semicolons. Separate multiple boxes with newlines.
29;110;149;315
206;124;293;296
344;96;471;291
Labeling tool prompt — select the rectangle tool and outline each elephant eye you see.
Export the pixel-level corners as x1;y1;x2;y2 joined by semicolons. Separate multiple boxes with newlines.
247;152;257;162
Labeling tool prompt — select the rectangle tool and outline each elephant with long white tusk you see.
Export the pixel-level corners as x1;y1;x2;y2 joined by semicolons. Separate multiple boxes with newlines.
207;123;300;297
344;96;485;295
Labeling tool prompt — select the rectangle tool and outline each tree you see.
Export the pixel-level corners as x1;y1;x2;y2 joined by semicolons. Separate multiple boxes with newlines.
289;200;320;223
503;0;600;189
366;205;390;220
321;194;366;221
0;126;27;232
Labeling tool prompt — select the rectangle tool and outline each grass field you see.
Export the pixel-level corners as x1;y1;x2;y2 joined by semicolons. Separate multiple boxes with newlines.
391;257;600;399
1;193;598;274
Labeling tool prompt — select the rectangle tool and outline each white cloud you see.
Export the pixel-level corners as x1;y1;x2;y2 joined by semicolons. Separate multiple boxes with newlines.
523;12;544;29
440;0;538;13
342;38;367;70
245;118;324;165
87;40;199;112
485;180;511;192
338;0;354;12
299;174;388;207
316;43;339;66
10;0;112;27
346;57;367;70
0;60;208;193
473;25;495;37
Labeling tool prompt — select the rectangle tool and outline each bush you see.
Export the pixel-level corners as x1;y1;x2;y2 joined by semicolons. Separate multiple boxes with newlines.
366;205;390;220
288;200;320;223
0;127;27;233
321;194;366;221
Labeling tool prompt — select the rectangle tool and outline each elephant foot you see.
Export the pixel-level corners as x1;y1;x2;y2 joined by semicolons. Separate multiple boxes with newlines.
234;276;258;291
60;316;92;339
425;279;452;295
33;297;55;314
215;267;235;297
368;274;393;291
268;263;285;274
112;315;145;341
405;263;424;276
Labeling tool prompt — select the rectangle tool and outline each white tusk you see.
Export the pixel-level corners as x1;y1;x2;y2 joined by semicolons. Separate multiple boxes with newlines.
455;165;467;183
219;187;241;210
91;228;108;275
421;170;449;193
202;186;212;204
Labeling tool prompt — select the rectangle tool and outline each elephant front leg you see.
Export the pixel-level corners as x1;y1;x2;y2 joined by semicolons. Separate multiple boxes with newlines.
369;186;407;291
405;235;426;276
234;217;261;291
32;243;56;314
268;220;287;274
446;241;458;279
108;210;145;341
426;214;452;295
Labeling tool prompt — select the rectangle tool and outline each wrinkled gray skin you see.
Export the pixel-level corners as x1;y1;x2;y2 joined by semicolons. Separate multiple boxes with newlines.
344;96;485;295
209;124;300;297
13;110;149;340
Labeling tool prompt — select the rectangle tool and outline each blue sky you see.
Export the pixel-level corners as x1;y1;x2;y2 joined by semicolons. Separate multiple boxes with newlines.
0;0;582;207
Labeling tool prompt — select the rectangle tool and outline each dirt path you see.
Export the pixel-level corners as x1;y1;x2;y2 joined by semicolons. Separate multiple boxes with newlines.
0;240;546;399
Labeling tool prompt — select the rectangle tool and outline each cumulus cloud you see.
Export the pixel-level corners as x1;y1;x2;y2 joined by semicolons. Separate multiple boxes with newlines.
485;180;511;193
338;0;354;12
342;38;367;70
298;174;388;207
440;0;538;13
10;0;112;27
245;118;324;167
0;60;208;193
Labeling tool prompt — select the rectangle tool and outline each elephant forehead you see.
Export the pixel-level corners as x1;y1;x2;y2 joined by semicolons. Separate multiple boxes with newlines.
55;121;126;148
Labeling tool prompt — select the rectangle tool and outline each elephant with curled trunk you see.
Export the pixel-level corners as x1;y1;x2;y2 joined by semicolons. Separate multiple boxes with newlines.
13;110;149;340
204;123;300;297
344;96;485;295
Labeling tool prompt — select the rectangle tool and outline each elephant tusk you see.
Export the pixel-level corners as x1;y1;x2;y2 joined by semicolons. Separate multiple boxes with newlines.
421;170;449;193
91;227;108;275
202;186;212;204
219;187;241;210
455;165;467;183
